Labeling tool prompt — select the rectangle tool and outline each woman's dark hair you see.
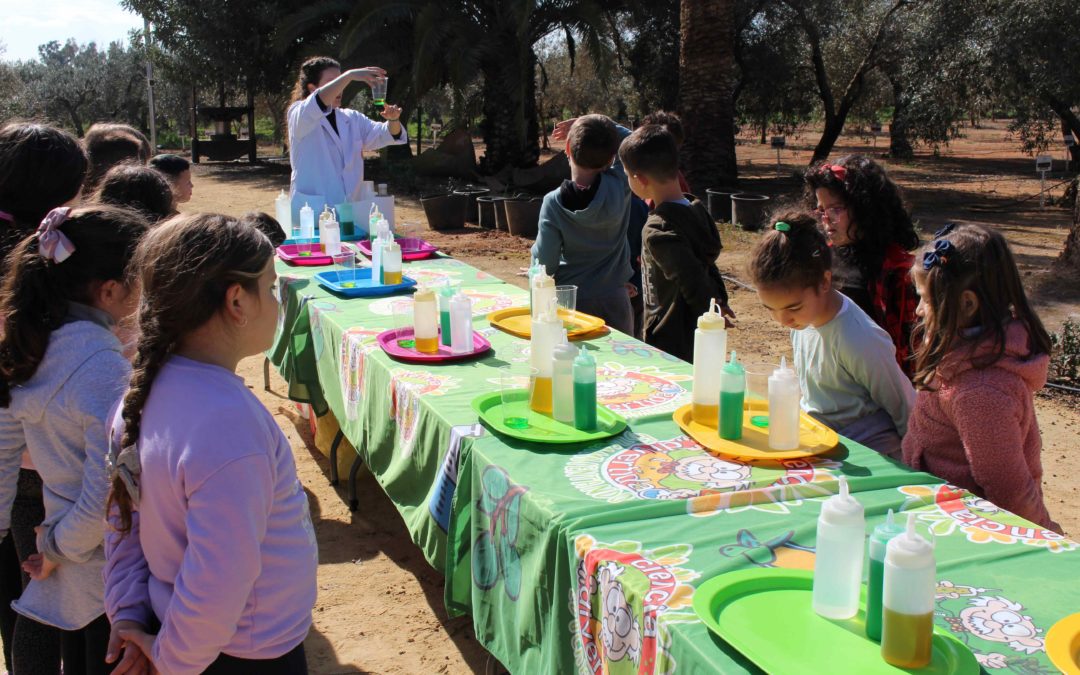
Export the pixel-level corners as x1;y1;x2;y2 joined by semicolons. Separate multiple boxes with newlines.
95;165;176;223
911;223;1052;390
642;111;685;148
83;123;152;192
290;56;341;105
239;211;287;246
0;205;149;406
748;210;833;290
109;213;274;534
148;153;190;179
0;122;88;255
803;155;919;270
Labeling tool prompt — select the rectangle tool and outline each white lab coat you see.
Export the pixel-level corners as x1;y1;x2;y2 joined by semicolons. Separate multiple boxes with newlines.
287;94;408;220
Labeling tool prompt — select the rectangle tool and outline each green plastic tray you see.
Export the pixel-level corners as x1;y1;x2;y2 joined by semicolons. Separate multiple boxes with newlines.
693;568;979;674
471;390;627;444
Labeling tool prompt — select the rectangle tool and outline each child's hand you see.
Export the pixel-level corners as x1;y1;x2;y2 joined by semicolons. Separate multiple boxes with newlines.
720;302;737;328
552;118;578;142
108;620;157;675
380;104;402;122
347;68;387;87
625;283;639;299
23;553;58;581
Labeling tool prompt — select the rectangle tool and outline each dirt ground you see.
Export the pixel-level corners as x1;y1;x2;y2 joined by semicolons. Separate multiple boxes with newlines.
186;119;1078;673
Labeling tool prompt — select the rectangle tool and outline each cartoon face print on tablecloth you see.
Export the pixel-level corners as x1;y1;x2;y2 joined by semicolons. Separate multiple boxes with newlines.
388;369;460;455
368;289;520;318
935;582;1052;672
564;434;841;517
571;535;700;675
472;466;527;601
899;485;1076;553
595;362;690;420
338;328;382;421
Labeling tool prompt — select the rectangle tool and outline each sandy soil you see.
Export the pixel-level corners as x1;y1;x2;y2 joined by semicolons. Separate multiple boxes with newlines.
186;118;1078;673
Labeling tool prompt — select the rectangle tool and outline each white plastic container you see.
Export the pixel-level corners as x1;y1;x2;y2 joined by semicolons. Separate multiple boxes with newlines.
531;266;556;321
449;292;474;355
768;357;800;450
529;299;561;414
299;202;315;240
274;189;293;238
413;288;439;354
381;239;402;285
812;476;865;620
881;514;935;668
319;207;342;256
552;343;577;424
371;223;391;283
691;299;728;427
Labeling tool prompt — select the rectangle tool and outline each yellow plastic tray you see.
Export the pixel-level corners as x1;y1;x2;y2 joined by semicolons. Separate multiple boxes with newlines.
1047;612;1080;674
673;399;839;460
487;306;605;341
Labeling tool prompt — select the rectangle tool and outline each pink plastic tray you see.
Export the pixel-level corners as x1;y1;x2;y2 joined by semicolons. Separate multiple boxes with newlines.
277;243;334;266
377;328;491;363
358;238;438;261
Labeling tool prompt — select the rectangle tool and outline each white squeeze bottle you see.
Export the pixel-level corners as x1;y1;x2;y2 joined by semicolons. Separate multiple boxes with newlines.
531;266;556;321
320;208;341;256
691;299;727;428
371;222;390;283
552;343;577;424
381;238;402;285
812;476;865;619
529;299;560;414
768;357;800;450
299;202;315;240
881;514;935;669
274;190;293;239
449;292;473;355
368;204;381;240
413;287;439;354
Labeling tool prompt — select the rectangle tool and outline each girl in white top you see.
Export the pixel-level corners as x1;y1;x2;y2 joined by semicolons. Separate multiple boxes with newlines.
748;212;915;459
286;57;408;217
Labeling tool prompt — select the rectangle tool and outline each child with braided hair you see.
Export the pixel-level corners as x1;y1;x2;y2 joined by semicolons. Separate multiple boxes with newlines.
748;211;914;458
104;214;318;675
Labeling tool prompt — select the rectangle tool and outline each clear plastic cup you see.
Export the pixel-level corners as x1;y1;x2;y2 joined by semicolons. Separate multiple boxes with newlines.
399;221;421;253
391;299;415;349
371;77;388;107
500;366;530;429
555;285;578;314
331;250;357;288
743;362;773;401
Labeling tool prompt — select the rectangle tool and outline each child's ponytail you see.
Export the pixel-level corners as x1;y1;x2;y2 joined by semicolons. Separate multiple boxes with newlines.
0;206;148;406
748;210;833;290
109;213;274;534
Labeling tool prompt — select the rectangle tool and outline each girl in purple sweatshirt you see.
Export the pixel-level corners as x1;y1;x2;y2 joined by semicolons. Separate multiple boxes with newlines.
104;214;318;675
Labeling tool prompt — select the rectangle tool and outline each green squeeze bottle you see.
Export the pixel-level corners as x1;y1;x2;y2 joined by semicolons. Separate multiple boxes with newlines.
573;348;597;431
438;283;455;346
719;350;745;440
867;509;905;642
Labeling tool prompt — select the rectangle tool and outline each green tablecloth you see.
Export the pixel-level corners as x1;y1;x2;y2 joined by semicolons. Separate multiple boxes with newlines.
271;252;1080;675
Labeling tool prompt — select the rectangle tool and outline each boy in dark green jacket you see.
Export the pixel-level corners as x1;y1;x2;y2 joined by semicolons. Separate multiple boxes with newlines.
618;125;734;362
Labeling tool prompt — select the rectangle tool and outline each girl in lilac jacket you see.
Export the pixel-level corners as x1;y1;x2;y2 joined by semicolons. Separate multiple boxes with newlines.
104;214;318;675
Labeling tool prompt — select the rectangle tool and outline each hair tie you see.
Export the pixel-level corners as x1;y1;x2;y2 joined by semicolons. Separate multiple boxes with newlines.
933;222;957;239
36;207;75;263
819;164;847;181
922;239;954;271
0;210;13;223
774;221;791;233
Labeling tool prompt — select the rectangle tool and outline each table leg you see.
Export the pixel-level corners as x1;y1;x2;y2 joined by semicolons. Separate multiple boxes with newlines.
328;430;344;486
348;454;364;512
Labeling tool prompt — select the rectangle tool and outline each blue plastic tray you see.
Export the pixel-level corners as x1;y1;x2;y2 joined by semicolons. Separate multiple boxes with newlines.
314;269;416;297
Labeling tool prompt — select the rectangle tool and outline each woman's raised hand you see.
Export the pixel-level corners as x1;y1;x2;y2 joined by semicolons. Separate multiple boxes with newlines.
348;68;387;87
380;104;402;122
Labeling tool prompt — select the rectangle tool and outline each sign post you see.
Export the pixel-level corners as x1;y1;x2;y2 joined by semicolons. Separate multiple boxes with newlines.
1065;133;1076;171
771;136;786;175
1035;154;1053;208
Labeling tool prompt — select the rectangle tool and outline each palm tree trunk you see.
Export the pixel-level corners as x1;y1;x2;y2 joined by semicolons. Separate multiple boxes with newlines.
679;0;738;192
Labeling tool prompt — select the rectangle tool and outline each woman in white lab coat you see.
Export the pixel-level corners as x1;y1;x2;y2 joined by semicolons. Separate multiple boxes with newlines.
286;57;408;219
